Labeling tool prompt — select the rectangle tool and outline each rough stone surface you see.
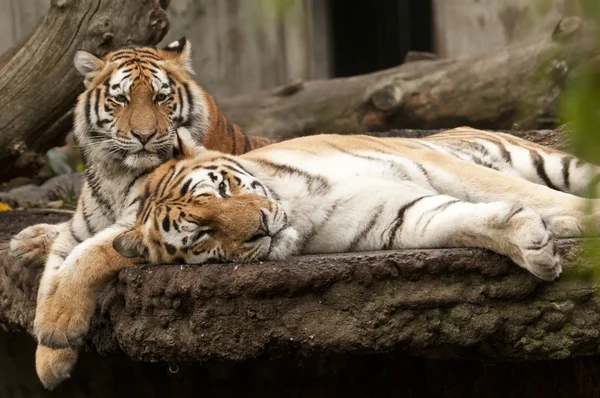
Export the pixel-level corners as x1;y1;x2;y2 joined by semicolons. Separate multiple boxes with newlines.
1;209;600;366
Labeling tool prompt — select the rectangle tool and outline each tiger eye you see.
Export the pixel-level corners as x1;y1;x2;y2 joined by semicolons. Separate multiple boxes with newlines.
114;94;127;103
156;93;168;102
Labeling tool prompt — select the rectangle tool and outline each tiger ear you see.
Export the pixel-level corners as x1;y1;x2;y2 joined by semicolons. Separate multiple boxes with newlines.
175;127;207;158
113;230;146;259
74;50;105;87
162;37;194;75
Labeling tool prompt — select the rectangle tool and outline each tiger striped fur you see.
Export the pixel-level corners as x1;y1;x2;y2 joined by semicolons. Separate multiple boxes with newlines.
9;38;272;390
114;127;600;279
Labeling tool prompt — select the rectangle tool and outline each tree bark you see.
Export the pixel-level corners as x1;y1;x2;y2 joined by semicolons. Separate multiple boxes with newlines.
0;0;170;183
219;17;597;141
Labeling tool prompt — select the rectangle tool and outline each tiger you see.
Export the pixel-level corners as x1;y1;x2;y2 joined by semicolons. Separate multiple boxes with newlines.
33;127;600;389
9;38;272;390
114;127;600;273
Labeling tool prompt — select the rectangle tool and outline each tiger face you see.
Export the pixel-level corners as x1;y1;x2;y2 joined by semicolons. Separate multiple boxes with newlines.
113;155;299;264
73;38;208;171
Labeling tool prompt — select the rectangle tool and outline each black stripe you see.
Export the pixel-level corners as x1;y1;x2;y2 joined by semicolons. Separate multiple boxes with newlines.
93;88;101;124
415;163;434;188
119;59;138;68
254;159;329;194
385;196;432;249
183;83;194;113
227;122;237;154
158;166;178;199
325;143;409;179
459;141;490;158
420;200;461;232
530;150;559;191
163;168;193;201
134;51;161;60
110;54;135;62
151;165;175;198
218;157;252;176
84;91;92;127
140;59;161;70
81;203;96;235
496;141;513;165
162;215;171;232
243;133;252;153
165;243;177;255
177;87;184;117
348;206;382;251
561;156;572;190
125;170;152;194
141;200;153;224
84;169;116;221
180;179;192;195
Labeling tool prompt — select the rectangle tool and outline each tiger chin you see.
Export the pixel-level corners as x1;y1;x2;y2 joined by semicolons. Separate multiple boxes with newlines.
10;37;273;391
112;129;600;283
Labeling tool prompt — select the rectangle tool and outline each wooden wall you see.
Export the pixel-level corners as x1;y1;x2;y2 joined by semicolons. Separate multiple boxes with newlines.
0;0;330;98
162;0;331;97
0;0;49;55
0;0;580;97
432;0;580;58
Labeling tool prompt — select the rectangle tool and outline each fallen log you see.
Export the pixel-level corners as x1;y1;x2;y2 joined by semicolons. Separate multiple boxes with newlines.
220;17;596;141
0;0;170;183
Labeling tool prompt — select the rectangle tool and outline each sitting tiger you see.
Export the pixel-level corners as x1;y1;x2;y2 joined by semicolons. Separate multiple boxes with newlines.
113;127;600;277
9;38;272;390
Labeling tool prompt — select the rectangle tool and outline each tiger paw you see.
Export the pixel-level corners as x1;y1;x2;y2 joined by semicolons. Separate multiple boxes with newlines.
9;223;62;268
508;205;562;281
34;279;94;349
36;345;78;390
547;215;583;238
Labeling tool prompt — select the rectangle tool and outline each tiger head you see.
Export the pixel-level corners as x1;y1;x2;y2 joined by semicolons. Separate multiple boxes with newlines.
73;38;209;171
113;153;300;264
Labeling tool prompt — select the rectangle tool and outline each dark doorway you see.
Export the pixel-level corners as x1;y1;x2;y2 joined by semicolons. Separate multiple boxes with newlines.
329;0;433;77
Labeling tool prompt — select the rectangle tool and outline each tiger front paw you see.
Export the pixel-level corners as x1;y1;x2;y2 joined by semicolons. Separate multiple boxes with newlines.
34;278;94;349
10;223;62;268
35;345;78;390
507;205;562;281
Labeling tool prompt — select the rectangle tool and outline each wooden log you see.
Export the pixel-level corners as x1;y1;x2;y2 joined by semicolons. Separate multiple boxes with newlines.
219;17;597;141
0;0;170;183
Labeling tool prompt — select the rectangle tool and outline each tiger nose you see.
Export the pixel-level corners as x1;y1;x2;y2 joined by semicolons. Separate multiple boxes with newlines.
131;130;157;145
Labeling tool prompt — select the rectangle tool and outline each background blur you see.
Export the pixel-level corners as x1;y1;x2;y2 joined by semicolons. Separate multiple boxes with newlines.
0;0;582;98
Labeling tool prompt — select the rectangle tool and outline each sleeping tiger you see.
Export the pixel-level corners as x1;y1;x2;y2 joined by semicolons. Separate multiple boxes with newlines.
9;38;272;390
110;128;598;278
32;127;600;389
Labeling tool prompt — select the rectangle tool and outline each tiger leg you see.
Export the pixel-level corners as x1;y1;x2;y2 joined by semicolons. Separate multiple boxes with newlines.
35;346;78;390
34;223;140;389
9;222;67;268
413;150;596;236
32;218;88;389
389;194;561;280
